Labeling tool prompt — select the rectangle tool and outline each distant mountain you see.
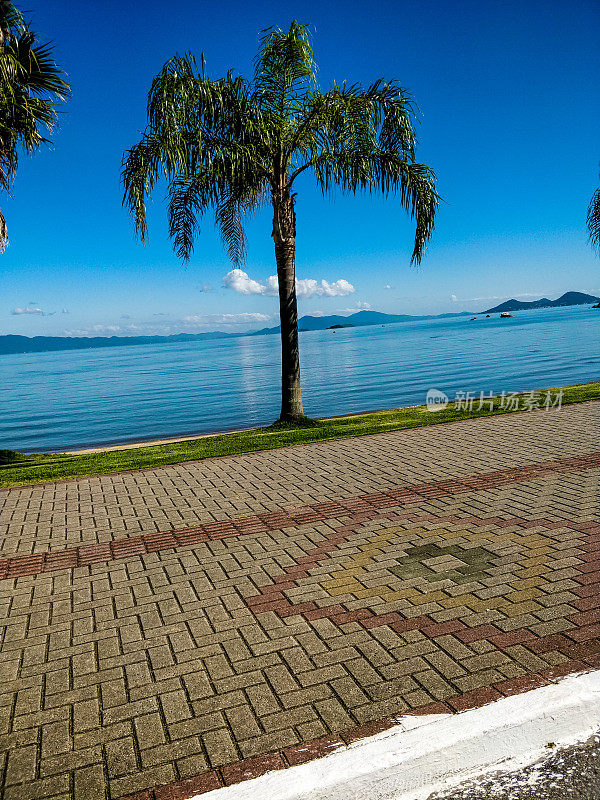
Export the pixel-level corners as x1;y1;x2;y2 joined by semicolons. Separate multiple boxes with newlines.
4;292;596;356
1;309;475;355
481;291;599;314
0;331;234;355
251;309;471;335
0;311;472;354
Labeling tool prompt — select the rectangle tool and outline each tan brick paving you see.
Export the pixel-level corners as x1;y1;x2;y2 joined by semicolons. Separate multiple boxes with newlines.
1;402;597;556
0;403;598;800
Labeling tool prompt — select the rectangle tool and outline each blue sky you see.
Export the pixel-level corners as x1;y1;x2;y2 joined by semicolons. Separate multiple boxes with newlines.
3;0;599;336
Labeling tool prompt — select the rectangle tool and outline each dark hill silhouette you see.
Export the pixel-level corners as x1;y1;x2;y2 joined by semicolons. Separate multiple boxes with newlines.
0;332;233;355
482;291;599;314
1;310;472;354
250;309;470;335
4;293;596;355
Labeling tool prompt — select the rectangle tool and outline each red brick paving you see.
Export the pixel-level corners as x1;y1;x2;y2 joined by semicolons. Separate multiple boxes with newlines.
0;452;597;581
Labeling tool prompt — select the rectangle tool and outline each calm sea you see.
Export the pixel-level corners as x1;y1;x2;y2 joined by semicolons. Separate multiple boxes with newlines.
1;305;598;453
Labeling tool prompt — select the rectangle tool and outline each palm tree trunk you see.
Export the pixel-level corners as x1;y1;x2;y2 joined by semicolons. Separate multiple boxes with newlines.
272;190;304;421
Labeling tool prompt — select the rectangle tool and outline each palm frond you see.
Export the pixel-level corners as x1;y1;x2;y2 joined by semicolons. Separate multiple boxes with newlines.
288;80;437;261
123;51;273;256
121;135;162;244
587;185;600;250
123;20;438;266
215;193;247;265
0;1;24;44
0;206;7;251
0;5;69;249
254;21;315;119
167;175;215;261
19;36;70;97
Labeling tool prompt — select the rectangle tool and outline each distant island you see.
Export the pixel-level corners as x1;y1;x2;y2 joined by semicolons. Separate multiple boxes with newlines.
0;310;472;355
0;331;235;356
481;291;599;315
3;293;598;356
250;309;471;335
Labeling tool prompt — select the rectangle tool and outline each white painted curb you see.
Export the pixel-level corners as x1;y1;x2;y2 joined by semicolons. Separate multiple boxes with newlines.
194;670;600;800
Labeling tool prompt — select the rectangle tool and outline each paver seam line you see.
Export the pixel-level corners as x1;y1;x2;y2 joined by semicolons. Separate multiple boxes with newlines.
2;512;597;588
113;662;599;800
1;587;597;791
1;504;595;581
4;401;599;492
244;511;594;625
1;513;595;706
1;453;598;579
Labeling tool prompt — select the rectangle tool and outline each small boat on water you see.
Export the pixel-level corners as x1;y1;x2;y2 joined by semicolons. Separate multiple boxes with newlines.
500;312;512;318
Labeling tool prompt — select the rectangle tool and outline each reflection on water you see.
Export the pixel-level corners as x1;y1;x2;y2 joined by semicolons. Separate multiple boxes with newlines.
1;305;597;452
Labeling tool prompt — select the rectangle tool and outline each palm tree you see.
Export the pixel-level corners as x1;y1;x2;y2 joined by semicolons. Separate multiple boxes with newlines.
0;0;69;250
588;175;600;251
122;22;438;422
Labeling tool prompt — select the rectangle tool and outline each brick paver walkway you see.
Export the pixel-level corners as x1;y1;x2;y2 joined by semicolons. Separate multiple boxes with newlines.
1;403;598;800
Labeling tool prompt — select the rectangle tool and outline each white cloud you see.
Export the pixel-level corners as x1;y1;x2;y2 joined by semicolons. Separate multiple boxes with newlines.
63;313;272;338
296;278;355;298
65;326;122;336
451;292;542;303
65;324;139;336
451;294;501;303
12;306;44;315
223;269;270;295
222;269;355;299
181;315;203;323
222;313;270;323
343;301;372;313
184;312;270;325
265;275;280;294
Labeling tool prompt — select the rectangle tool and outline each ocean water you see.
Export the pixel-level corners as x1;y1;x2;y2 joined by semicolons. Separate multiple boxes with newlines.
1;305;598;453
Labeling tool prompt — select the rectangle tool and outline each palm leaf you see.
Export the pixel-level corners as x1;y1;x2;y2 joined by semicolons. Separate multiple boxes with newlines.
0;2;69;248
588;185;600;250
0;206;7;251
123;20;438;265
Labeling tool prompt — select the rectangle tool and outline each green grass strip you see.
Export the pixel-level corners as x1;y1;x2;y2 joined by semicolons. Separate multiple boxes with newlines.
1;381;598;487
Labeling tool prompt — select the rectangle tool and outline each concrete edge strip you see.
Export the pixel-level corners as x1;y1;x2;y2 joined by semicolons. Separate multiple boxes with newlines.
2;452;599;580
195;669;600;800
117;667;600;800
